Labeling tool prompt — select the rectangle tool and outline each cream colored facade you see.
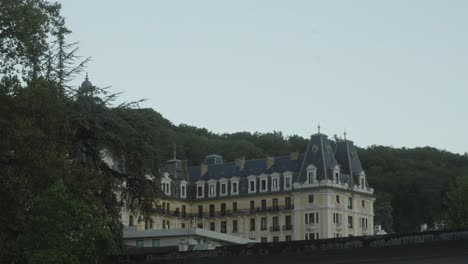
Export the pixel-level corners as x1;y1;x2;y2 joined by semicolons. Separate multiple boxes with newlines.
121;133;375;242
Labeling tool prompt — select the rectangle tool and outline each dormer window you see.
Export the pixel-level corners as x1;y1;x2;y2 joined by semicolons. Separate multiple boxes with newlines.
161;182;171;196
307;165;317;184
230;177;239;195
221;183;227;195
333;165;340;184
196;181;205;198
259;175;268;193
359;172;367;189
271;173;280;191
180;181;187;198
219;178;228;196
247;176;257;194
284;172;292;190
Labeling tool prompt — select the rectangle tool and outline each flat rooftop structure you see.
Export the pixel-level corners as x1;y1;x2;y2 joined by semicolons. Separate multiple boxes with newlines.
123;227;257;250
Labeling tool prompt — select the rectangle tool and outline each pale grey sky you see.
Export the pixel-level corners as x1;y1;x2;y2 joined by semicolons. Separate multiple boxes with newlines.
60;0;468;154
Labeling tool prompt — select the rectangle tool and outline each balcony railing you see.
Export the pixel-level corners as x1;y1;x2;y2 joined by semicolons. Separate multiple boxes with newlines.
282;224;293;231
153;205;295;219
270;225;281;232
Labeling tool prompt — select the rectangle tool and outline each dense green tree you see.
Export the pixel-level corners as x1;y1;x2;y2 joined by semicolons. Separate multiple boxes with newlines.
444;176;468;228
1;1;162;262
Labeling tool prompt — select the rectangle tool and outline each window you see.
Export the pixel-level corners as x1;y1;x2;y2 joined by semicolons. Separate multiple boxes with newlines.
261;217;267;230
250;200;255;212
285;176;292;189
166;221;170;229
163;220;166;229
232;220;238;233
260;179;267;191
166;203;170;214
360;218;368;229
149;218;153;229
210;222;216;231
221;221;227;233
308;195;314;204
286;235;292;241
136;239;144;247
305;212;319;224
273;236;279;242
232;182;238;194
308;171;314;184
333;213;342;225
250;219;256;231
181;183;186;198
285;215;292;226
182;205;186;218
197;223;203;228
348;197;353;209
362;200;366;208
307;166;316;184
361;178;365;188
232;202;237;213
261;199;267;211
335;172;339;183
305;233;319;240
272;216;279;230
198;205;203;218
221;183;227;195
249;180;256;193
209;184;215;196
197;186;203;197
221;203;226;216
152;239;160;247
285;197;292;209
272;198;279;210
129;215;134;226
348;216;353;228
175;207;180;217
182;223;185;228
336;195;340;204
209;204;215;217
261;237;267;243
272;177;279;190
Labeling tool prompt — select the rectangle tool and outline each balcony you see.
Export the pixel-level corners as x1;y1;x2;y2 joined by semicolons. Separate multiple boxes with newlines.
282;224;293;231
261;226;268;231
270;225;281;232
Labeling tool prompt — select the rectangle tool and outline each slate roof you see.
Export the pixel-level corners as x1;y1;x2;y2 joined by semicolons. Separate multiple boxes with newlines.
335;139;364;185
183;133;364;185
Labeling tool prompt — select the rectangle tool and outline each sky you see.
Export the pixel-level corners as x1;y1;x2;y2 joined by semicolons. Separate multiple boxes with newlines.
59;0;468;154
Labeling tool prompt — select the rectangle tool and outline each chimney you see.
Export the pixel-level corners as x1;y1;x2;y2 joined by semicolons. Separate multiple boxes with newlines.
266;156;275;169
235;157;245;171
180;160;188;180
290;152;299;160
200;163;208;176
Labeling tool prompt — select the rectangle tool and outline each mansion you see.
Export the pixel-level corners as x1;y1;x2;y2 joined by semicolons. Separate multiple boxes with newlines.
121;132;375;243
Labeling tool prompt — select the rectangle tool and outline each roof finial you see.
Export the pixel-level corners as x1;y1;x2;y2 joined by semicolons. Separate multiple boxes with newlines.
344;129;347;140
318;122;321;134
173;143;177;160
85;72;89;81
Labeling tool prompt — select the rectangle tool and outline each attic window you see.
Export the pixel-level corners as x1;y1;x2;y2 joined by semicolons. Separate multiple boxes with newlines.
311;145;319;153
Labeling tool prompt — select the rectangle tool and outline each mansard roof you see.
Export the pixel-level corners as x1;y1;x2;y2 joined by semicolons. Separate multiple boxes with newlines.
179;133;364;185
335;139;364;185
297;133;338;182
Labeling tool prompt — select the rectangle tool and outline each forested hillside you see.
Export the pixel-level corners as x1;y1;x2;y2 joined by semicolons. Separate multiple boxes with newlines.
130;108;468;233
